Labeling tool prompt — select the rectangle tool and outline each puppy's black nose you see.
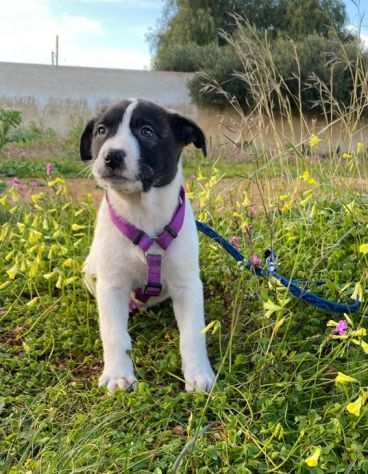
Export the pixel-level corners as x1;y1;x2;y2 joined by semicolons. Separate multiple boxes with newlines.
104;150;126;169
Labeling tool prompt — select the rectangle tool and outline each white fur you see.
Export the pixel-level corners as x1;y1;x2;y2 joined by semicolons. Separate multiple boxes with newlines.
84;114;215;393
92;101;143;194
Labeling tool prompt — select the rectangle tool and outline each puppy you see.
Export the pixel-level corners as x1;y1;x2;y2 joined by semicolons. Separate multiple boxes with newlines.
80;99;215;393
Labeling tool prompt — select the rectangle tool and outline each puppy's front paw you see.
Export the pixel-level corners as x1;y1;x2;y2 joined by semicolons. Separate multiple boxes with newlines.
184;365;215;393
99;370;137;393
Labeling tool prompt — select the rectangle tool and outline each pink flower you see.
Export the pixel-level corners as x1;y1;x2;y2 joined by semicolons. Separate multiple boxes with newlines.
249;255;261;268
8;177;26;190
334;320;348;336
189;175;196;180
229;236;241;249
46;162;53;176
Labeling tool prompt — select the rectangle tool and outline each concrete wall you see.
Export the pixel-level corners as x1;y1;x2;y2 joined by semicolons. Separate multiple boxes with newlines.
0;62;197;135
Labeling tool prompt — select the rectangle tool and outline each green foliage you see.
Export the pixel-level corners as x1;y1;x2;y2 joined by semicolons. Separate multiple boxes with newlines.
0;109;22;151
7;122;57;144
188;25;366;112
153;41;219;72
188;43;249;106
151;0;359;113
1;147;368;471
0;158;84;178
151;0;348;71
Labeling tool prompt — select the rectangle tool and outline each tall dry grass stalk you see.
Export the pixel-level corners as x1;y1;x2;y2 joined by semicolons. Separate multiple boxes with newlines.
202;17;368;161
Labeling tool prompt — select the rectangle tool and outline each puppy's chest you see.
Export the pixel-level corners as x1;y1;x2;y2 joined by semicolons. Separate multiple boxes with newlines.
100;230;171;289
127;244;169;288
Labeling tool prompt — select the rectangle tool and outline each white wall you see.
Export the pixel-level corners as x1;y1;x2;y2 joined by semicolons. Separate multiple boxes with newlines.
0;62;197;135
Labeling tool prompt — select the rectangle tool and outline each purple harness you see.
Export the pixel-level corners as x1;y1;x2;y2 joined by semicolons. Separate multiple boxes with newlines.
106;187;186;312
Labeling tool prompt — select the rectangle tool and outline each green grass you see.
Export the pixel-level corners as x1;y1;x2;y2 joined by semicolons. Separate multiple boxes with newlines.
1;149;368;473
0;157;85;179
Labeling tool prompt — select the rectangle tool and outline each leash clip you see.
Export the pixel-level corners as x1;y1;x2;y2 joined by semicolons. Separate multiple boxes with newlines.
265;249;278;272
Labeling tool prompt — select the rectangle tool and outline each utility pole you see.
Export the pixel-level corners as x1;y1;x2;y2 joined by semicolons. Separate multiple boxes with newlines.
55;35;59;66
51;35;59;66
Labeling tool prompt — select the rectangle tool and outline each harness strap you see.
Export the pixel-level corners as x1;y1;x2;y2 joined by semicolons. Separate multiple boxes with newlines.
106;187;186;312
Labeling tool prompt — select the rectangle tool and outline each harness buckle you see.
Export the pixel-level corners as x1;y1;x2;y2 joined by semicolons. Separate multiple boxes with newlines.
164;224;178;238
144;281;162;296
264;249;278;272
133;230;145;245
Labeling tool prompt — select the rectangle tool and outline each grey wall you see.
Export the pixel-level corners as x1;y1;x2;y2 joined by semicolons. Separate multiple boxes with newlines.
0;62;197;135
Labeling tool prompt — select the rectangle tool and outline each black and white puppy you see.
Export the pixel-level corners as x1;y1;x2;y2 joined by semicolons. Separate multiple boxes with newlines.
80;99;215;393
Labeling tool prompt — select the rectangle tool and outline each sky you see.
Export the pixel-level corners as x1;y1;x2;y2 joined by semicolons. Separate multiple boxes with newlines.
0;0;367;70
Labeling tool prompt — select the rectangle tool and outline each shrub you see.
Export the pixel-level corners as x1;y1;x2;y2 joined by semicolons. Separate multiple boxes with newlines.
188;44;250;106
153;41;220;72
7;122;57;144
188;22;368;116
0;109;22;151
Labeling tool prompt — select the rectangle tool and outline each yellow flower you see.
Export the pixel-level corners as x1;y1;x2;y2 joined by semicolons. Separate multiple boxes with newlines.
309;134;321;148
342;152;353;160
64;276;78;286
48;177;65;187
361;340;368;354
357;142;365;154
71;223;86;232
31;192;45;204
202;320;221;335
346;394;366;417
0;223;10;242
5;250;15;262
305;446;321;467
352;339;368;354
0;281;11;290
7;263;19;280
43;271;57;280
263;299;283;318
0;195;8;206
300;171;317;185
63;258;75;268
56;274;63;289
28;260;41;278
352;282;364;302
350;328;367;337
335;372;358;385
17;223;25;233
359;243;368;255
26;297;40;308
52;229;62;239
28;230;42;244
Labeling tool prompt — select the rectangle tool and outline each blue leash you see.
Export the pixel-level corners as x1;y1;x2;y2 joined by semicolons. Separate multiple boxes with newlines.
196;221;360;314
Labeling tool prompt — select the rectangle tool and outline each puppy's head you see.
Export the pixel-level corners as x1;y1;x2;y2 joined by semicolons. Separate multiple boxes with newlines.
80;99;206;193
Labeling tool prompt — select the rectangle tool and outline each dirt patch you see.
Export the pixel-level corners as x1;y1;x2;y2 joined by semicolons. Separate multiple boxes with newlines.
70;361;103;380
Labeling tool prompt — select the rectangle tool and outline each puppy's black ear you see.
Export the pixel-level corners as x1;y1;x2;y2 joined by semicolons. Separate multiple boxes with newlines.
80;119;96;161
170;113;207;157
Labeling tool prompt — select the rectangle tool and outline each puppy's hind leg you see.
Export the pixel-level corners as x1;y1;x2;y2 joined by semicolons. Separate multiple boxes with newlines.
82;256;97;296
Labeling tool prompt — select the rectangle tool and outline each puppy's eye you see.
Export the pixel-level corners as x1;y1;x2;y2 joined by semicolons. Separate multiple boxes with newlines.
140;125;155;138
96;125;106;136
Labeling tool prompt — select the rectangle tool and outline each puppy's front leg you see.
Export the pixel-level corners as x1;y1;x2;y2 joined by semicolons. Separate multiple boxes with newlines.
170;278;215;392
96;280;137;392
